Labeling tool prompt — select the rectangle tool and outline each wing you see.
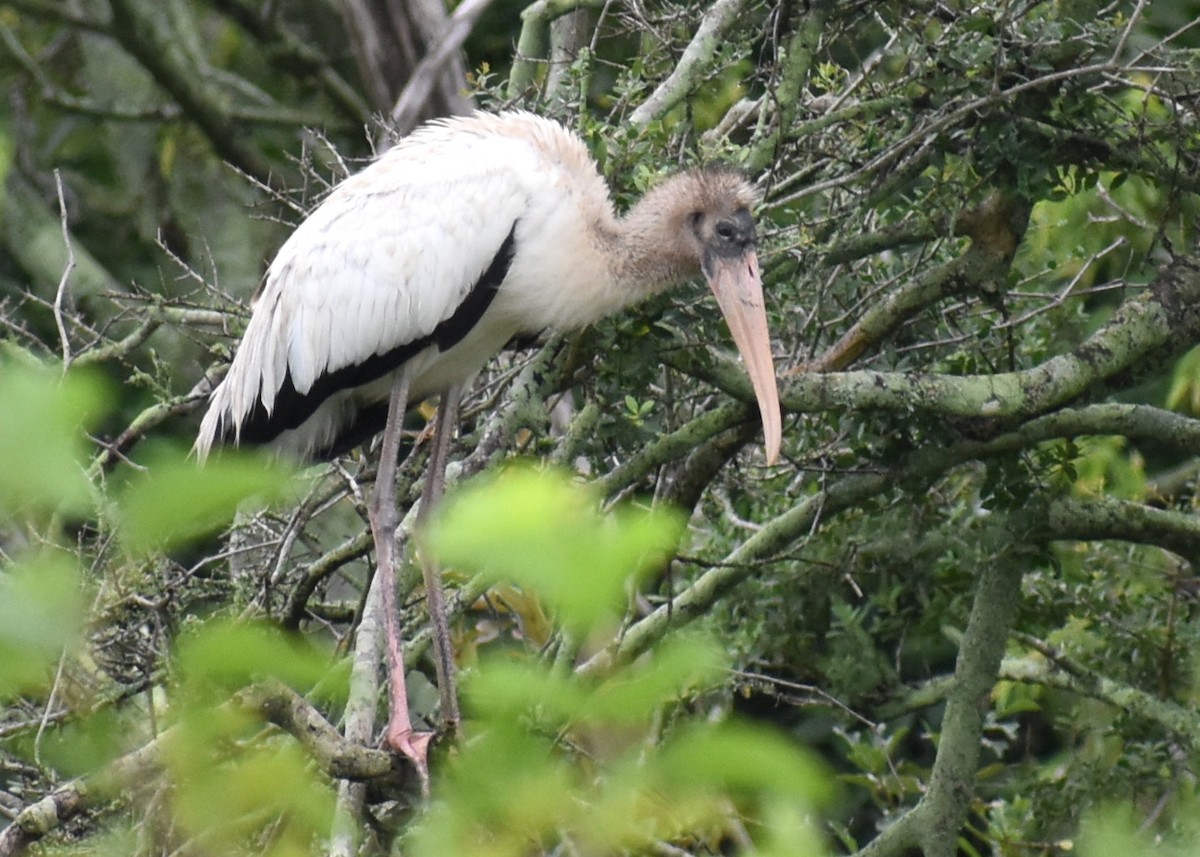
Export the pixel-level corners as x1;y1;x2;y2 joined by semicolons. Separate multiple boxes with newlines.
195;119;542;460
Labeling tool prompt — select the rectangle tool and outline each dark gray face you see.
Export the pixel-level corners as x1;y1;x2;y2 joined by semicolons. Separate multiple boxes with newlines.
696;208;757;279
686;203;781;466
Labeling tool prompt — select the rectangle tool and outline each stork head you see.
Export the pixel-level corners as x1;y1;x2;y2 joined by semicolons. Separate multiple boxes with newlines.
665;168;781;466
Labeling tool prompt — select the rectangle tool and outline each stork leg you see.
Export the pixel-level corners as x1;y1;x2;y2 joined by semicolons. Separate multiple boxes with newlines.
415;385;462;734
368;371;432;790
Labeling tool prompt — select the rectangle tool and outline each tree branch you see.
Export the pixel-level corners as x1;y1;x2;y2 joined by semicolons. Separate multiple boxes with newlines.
681;248;1200;425
916;548;1026;857
581;395;1200;678
628;0;752;127
389;0;493;134
210;0;372;125
1001;646;1200;753
597;401;752;499
235;680;397;781
508;0;605;98
107;0;275;185
1038;496;1200;564
0;681;396;856
330;550;389;856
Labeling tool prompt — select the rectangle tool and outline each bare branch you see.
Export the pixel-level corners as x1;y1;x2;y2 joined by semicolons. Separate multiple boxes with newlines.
389;0;493;134
51;170;75;368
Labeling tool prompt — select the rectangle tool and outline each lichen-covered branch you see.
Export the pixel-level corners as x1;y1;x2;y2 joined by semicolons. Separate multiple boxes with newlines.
597;401;752;499
508;0;605;97
1039;496;1200;564
806;191;1030;371
1001;648;1200;752
842;536;1030;857
683;249;1200;423
580;396;1200;677
0;681;396;856
235;680;396;781
916;549;1026;857
628;0;753;127
579;465;893;677
743;8;824;172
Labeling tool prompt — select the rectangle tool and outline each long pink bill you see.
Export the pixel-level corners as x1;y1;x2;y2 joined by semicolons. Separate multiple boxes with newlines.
704;249;782;465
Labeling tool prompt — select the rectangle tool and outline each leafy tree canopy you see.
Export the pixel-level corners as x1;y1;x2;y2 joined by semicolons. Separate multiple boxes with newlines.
1;0;1199;855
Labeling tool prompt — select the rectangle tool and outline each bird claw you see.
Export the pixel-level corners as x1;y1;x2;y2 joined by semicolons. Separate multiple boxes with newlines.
387;725;434;798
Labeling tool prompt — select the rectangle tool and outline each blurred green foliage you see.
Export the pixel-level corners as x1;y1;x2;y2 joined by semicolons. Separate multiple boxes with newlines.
418;467;830;856
0;552;84;701
429;466;683;633
0;361;334;854
0;360;106;516
164;622;344;857
115;445;296;554
0;361;834;855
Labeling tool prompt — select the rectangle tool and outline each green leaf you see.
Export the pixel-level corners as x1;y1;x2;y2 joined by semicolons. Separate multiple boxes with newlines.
655;721;832;805
465;635;726;729
464;657;590;724
415;722;576;857
587;635;727;723
427;466;683;632
0;362;107;516
174;619;339;698
749;798;830;857
32;707;129;775
115;445;296;553
0;552;84;700
170;735;335;857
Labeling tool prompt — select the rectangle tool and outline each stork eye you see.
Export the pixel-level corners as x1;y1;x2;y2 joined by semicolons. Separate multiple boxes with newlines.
715;220;736;239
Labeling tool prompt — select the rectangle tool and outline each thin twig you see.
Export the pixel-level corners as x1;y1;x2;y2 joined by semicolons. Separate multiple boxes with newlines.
52;170;75;368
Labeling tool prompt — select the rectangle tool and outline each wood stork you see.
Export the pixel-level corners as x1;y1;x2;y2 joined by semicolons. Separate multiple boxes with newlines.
195;110;782;769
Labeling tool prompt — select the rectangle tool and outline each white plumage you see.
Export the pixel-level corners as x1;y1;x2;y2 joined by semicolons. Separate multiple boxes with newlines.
196;110;781;464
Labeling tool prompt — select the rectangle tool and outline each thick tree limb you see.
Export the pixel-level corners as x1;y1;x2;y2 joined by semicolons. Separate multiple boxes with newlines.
1038;496;1200;564
850;545;1027;857
579;399;1200;678
0;780;89;857
235;681;396;781
509;0;605;97
1001;648;1200;752
330;540;390;857
683;249;1200;425
916;550;1026;857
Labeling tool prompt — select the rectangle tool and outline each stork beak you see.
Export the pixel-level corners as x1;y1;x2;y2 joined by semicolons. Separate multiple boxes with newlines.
703;249;782;465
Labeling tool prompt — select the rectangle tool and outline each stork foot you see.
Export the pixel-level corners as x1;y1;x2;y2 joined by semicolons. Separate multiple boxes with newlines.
386;721;433;798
